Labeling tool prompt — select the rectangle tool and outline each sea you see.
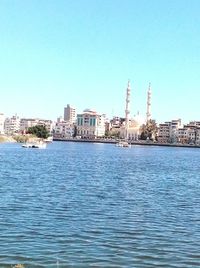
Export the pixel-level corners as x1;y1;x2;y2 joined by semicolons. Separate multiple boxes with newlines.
0;141;200;268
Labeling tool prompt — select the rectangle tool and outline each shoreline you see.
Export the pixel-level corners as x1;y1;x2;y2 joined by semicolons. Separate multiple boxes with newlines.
53;138;200;149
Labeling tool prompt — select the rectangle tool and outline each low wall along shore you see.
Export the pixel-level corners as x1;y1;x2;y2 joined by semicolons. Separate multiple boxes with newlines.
53;138;200;149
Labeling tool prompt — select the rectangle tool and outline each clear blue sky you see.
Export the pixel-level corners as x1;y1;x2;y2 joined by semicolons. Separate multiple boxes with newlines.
0;0;200;123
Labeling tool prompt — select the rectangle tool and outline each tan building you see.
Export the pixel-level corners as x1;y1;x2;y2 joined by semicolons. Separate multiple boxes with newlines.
158;119;182;143
177;128;188;144
54;120;74;138
77;109;105;138
120;114;145;140
20;118;54;134
184;121;200;145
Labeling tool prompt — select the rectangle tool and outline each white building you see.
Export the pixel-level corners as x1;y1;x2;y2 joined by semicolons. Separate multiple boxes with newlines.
64;104;76;124
4;115;20;135
54;121;74;138
77;109;105;138
120;114;145;140
20;118;54;134
0;113;5;134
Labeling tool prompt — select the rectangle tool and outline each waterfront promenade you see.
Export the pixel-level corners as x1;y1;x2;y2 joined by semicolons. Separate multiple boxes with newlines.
53;137;200;149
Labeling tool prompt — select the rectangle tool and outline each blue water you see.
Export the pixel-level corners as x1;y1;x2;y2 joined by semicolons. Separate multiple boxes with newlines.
0;142;200;267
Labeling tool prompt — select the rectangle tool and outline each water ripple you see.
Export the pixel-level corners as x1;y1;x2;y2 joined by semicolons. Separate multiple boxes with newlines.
0;142;200;267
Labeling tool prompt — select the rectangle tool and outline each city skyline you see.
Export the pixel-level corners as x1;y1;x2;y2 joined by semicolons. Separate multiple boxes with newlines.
0;0;200;123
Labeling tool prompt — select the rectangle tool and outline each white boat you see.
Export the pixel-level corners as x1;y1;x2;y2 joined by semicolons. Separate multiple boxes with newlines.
22;142;47;149
116;141;131;148
44;136;53;143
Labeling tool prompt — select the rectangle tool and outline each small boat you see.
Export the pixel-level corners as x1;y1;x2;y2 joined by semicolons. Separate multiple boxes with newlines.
44;136;53;143
22;141;47;149
116;141;131;148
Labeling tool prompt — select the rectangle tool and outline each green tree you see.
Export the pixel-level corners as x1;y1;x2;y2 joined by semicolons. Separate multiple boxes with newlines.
27;125;49;139
73;125;77;138
140;120;158;141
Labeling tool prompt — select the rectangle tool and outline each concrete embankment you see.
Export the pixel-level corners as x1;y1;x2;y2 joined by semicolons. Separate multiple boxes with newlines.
53;138;200;149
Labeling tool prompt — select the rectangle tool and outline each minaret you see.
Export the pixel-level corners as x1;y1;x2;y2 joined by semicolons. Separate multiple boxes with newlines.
125;80;131;139
146;82;151;124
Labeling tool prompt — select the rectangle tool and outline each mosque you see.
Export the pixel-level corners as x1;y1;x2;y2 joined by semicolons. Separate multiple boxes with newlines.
119;81;152;140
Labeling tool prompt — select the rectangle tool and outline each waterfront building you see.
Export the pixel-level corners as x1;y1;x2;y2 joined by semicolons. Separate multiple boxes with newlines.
64;104;76;124
187;128;197;144
54;121;74;138
107;116;124;137
158;122;170;143
169;119;182;143
177;128;189;144
20;118;38;132
4;114;20;135
158;119;182;143
120;113;145;140
0;113;5;134
183;121;200;144
20;118;54;134
76;109;105;138
119;81;144;140
37;119;54;134
110;116;124;128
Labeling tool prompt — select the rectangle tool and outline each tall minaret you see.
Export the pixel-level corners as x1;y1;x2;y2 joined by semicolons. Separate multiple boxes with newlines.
125;80;131;139
146;82;151;124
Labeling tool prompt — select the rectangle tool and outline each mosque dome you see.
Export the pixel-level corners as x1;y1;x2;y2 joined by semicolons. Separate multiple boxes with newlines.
129;113;145;127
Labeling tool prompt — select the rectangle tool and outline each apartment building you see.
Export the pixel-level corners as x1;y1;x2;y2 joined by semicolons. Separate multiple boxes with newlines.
64;104;76;124
157;122;170;143
54;121;74;138
158;119;182;143
4;115;20;135
177;128;188;144
20;118;54;134
183;121;200;144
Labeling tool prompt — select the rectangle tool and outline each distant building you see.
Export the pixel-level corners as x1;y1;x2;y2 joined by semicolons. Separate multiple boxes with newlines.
110;116;124;128
108;116;124;137
54;121;74;138
57;116;64;123
20;118;54;134
177;127;188;144
120;114;145;140
183;121;200;145
77;109;105;138
158;119;182;143
4;114;20;135
119;81;144;140
0;113;5;134
20;118;38;132
64;104;76;124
